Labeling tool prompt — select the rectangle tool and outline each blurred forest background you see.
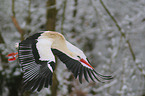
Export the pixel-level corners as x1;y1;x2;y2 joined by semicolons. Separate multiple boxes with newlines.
0;0;145;96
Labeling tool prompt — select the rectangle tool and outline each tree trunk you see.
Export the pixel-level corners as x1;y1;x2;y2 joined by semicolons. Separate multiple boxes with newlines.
46;0;57;31
0;32;7;63
46;0;58;96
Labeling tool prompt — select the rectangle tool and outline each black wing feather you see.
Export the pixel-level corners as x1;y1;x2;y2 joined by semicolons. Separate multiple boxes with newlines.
31;76;42;91
87;69;95;82
79;66;83;84
71;63;78;75
23;75;39;91
44;72;52;88
90;70;104;83
73;64;81;78
37;77;45;91
93;70;113;80
67;63;74;70
83;67;89;82
52;49;113;83
18;32;55;92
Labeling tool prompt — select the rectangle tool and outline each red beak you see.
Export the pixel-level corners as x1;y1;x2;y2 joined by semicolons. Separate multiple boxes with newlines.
80;58;94;69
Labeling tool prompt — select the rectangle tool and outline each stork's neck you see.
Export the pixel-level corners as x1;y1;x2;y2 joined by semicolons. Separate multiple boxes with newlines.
40;32;75;58
52;40;75;57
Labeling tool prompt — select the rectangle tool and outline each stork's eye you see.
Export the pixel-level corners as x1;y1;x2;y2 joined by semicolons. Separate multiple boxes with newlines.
77;56;81;59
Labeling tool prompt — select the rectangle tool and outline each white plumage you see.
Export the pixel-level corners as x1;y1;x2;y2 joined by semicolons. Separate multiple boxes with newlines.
36;38;55;62
17;31;113;92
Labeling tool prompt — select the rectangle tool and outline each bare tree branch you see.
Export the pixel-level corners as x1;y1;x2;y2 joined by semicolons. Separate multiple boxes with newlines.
99;0;145;77
99;0;136;61
11;16;24;35
12;0;15;17
11;0;24;41
46;1;58;96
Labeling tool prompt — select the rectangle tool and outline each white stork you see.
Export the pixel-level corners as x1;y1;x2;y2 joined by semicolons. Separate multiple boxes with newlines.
16;31;113;92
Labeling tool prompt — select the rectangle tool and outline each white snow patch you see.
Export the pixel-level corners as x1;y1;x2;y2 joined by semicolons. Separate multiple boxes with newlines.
13;71;21;76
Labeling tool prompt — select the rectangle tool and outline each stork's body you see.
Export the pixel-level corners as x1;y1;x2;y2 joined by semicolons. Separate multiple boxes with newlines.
37;32;76;61
17;31;113;92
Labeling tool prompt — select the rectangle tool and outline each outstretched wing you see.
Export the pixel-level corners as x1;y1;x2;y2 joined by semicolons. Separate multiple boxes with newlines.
52;49;113;83
18;32;55;92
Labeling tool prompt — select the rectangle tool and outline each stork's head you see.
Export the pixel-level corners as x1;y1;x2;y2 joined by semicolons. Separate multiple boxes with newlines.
66;41;94;69
73;53;94;69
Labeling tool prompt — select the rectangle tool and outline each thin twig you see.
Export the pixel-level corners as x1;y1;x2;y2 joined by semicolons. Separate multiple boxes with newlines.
95;79;117;92
11;16;24;35
99;0;145;76
11;0;24;40
12;0;15;17
99;0;136;61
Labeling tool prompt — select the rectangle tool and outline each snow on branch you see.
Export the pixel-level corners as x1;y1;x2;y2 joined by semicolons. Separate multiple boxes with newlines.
95;79;117;92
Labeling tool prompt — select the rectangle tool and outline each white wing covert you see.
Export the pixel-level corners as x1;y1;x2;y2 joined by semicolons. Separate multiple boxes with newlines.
18;32;55;92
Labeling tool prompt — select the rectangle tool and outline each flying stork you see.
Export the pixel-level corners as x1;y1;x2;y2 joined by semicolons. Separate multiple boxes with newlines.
7;31;113;92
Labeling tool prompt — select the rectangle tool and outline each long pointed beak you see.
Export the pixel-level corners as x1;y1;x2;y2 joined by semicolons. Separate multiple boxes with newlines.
80;58;94;69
